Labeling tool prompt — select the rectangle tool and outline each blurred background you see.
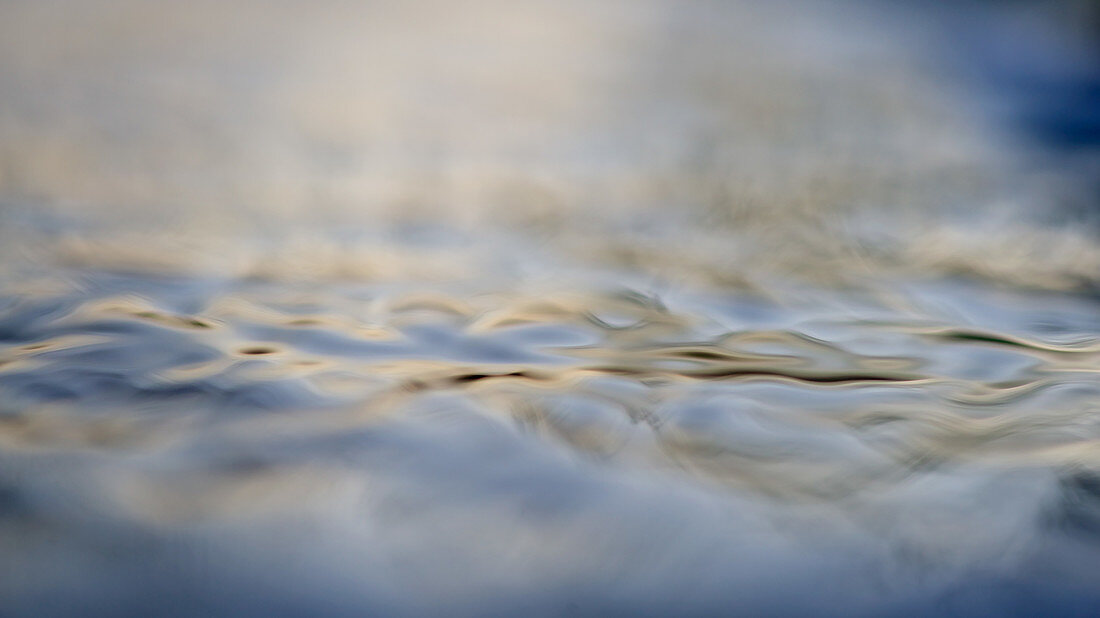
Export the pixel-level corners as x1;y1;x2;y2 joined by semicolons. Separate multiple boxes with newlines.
0;0;1097;289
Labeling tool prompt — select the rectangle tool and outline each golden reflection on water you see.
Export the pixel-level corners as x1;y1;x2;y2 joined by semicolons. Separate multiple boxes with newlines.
1;272;1099;613
2;277;1097;478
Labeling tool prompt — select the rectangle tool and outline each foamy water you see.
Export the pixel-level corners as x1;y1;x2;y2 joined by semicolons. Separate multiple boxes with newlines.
1;1;1099;616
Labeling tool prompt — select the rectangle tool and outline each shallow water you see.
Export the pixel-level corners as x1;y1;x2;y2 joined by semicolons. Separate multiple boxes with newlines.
1;1;1099;616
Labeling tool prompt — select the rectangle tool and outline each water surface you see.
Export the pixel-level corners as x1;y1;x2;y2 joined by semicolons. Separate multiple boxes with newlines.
1;1;1099;616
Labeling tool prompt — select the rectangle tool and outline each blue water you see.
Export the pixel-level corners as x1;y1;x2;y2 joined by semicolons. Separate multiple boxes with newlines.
1;1;1099;616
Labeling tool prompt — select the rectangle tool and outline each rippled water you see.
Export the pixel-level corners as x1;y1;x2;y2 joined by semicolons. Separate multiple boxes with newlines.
1;1;1099;616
